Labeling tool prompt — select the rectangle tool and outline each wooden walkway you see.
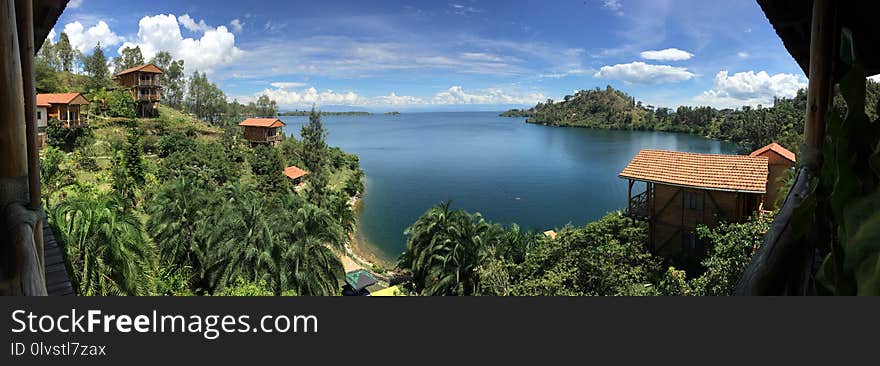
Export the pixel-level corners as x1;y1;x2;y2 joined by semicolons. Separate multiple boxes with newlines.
42;213;74;296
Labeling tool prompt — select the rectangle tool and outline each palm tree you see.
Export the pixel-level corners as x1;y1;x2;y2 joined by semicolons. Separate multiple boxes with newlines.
400;202;499;295
145;177;218;292
280;204;345;296
208;188;345;295
50;192;155;295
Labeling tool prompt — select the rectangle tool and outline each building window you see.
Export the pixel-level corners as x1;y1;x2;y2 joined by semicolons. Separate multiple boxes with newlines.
37;111;41;119
682;231;705;253
683;191;704;210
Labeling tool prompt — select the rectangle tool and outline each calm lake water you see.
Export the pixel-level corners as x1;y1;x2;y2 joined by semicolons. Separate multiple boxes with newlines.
281;112;738;262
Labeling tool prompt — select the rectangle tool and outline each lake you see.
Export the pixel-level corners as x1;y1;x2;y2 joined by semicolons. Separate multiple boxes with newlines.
281;112;738;262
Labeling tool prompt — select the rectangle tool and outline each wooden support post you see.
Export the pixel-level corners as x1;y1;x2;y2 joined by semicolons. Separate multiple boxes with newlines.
804;0;835;152
16;0;40;211
735;0;836;295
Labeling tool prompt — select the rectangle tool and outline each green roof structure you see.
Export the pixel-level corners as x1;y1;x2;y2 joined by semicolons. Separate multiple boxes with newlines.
345;269;378;291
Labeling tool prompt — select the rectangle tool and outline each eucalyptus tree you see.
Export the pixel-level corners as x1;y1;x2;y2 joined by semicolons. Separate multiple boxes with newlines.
50;192;155;295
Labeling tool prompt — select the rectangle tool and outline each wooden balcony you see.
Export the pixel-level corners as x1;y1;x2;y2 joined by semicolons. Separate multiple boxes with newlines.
137;80;161;87
627;190;651;221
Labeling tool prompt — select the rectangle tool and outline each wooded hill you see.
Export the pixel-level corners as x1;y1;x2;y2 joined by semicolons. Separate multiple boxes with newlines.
502;84;880;155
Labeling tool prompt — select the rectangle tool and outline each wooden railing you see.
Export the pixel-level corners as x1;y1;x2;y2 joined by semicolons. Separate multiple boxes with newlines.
627;190;651;220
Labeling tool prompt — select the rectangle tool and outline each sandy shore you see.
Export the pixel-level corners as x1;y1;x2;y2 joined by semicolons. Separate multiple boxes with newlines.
337;192;396;277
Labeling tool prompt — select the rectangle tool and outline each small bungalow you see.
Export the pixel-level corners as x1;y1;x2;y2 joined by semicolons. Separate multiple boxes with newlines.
114;63;164;117
36;92;90;149
283;166;308;187
239;118;286;145
749;142;796;209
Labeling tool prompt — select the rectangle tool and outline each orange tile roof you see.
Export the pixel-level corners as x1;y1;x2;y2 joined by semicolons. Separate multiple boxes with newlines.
749;142;796;163
239;118;286;128
36;93;89;106
283;166;308;180
114;63;164;76
620;149;769;193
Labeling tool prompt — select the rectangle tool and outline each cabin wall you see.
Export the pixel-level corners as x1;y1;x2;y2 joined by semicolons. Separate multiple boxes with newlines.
650;183;758;255
243;126;268;141
762;152;795;209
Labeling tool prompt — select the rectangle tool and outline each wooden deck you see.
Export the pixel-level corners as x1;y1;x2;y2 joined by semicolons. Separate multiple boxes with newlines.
42;213;74;296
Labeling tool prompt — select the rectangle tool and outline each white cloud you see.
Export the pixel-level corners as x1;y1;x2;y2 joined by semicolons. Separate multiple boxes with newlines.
178;14;212;33
270;82;307;88
257;87;363;106
640;48;693;61
869;75;880;82
62;21;123;52
737;51;750;59
594;61;695;84
251;85;545;108
449;3;481;15
432;86;544;105
119;14;242;74
230;19;244;33
601;0;624;16
695;70;807;108
68;0;83;9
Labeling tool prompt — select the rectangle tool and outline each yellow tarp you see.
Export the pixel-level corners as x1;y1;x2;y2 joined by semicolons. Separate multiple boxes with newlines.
370;286;405;296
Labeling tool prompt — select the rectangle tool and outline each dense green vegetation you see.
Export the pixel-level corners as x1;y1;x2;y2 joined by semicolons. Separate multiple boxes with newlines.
37;35;364;296
398;202;773;296
503;83;880;155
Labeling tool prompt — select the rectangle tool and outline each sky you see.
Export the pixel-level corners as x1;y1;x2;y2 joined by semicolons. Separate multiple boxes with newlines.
48;0;813;111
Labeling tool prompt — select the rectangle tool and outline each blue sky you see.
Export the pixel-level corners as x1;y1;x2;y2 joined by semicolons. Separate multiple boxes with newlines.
50;0;809;111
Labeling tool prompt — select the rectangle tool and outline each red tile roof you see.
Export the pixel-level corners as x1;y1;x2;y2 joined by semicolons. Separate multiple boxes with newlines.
239;118;286;128
749;142;796;163
620;149;769;193
283;166;308;180
36;93;89;106
114;63;164;76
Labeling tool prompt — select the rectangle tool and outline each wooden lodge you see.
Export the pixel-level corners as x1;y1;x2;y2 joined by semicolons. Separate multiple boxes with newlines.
620;144;795;257
239;118;286;145
114;63;163;118
35;92;89;148
283;166;308;187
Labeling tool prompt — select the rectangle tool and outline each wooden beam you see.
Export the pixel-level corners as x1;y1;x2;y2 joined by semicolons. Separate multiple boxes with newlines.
16;0;40;211
803;0;836;151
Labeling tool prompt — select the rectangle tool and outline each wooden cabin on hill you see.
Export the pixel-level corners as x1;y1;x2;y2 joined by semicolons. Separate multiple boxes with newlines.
620;149;771;257
114;63;163;117
239;118;286;145
35;92;90;149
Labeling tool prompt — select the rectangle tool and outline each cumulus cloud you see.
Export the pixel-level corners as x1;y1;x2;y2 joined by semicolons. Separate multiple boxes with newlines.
46;28;57;44
62;21;123;52
178;14;212;33
68;0;83;9
594;61;695;84
118;14;242;74
251;84;545;108
640;48;693;61
695;70;807;108
230;19;244;33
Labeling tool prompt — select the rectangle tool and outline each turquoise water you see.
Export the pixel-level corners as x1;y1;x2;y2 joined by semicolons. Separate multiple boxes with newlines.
281;112;738;262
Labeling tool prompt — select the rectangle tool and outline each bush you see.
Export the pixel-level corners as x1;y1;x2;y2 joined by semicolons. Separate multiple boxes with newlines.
91;88;136;118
